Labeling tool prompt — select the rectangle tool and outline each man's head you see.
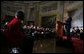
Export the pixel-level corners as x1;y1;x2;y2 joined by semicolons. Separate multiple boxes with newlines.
77;26;79;29
15;11;24;20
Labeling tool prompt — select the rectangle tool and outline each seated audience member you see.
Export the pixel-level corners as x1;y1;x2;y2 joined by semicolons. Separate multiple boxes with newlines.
80;32;83;40
71;27;76;37
80;29;83;34
76;26;80;34
28;25;35;36
3;21;9;30
37;27;40;32
22;25;28;34
76;26;80;38
80;29;83;40
26;26;30;34
27;26;32;35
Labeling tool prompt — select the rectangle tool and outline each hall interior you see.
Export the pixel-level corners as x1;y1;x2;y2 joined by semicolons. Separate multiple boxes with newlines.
1;1;83;53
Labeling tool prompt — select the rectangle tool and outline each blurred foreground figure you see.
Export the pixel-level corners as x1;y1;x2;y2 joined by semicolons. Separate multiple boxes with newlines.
4;11;26;46
2;11;34;53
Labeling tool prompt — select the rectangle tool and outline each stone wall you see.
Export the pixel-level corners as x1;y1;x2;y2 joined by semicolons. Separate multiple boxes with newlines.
1;1;83;28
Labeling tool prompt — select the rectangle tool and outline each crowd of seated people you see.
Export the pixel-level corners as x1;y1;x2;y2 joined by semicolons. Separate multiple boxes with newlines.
22;25;56;40
1;21;56;41
63;26;83;40
57;26;83;53
70;26;83;39
70;26;83;53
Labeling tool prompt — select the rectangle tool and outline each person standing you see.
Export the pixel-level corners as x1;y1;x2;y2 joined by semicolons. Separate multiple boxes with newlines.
65;16;72;40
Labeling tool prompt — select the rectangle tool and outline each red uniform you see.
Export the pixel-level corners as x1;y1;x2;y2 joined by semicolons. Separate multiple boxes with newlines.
4;18;26;46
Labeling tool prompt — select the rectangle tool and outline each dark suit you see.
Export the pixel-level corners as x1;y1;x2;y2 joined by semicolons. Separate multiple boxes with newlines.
65;17;72;40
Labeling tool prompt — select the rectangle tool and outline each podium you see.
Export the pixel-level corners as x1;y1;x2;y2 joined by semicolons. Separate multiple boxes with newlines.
57;21;64;37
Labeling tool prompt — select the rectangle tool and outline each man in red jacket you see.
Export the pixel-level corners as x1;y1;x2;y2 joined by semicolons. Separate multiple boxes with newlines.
4;11;26;47
1;11;34;53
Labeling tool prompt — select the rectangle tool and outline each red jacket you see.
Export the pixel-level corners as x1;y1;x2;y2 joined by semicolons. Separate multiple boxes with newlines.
4;18;26;46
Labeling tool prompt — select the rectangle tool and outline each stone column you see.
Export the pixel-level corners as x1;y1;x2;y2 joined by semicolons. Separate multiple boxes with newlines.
57;1;64;22
34;3;40;26
22;5;27;25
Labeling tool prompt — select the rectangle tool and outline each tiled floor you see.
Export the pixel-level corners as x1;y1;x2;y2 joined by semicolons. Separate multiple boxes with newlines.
33;38;74;53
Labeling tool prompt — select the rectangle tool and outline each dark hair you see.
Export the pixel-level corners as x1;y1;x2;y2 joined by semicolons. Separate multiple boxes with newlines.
15;11;24;20
73;27;75;29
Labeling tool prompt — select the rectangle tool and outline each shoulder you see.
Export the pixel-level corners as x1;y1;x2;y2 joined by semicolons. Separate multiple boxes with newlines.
12;18;20;25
